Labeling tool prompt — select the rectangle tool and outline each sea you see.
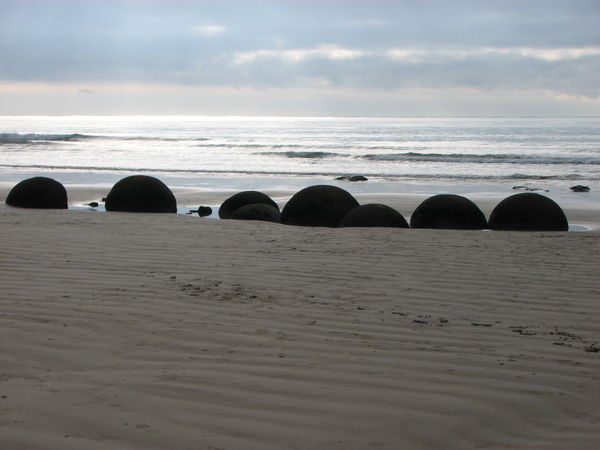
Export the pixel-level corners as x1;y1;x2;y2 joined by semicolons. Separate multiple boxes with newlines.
1;115;599;213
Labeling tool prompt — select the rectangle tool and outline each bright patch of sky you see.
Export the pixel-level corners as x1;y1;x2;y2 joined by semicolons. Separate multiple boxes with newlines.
0;0;598;116
192;24;227;37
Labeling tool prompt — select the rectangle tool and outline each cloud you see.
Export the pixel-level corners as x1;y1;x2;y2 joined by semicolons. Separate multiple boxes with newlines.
192;24;226;37
2;83;599;116
232;45;367;64
221;44;600;99
0;0;599;115
386;46;600;62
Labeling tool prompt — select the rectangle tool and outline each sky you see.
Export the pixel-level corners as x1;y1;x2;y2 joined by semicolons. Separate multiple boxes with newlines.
0;0;599;116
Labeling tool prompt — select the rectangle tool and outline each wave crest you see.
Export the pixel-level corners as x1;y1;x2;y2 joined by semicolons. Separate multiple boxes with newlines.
361;152;600;165
0;133;213;144
0;163;594;182
258;151;340;159
0;133;90;144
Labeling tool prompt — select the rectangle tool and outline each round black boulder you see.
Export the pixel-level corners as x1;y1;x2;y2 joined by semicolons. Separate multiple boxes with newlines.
410;194;487;229
488;193;568;231
5;177;68;209
219;191;279;219
280;185;359;227
231;203;281;223
197;206;213;217
339;204;409;228
105;175;176;213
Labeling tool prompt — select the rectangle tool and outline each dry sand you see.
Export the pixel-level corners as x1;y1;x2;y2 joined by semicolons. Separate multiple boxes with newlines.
1;189;599;449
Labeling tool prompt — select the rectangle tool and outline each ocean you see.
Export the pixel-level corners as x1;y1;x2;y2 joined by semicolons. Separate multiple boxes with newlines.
1;115;599;208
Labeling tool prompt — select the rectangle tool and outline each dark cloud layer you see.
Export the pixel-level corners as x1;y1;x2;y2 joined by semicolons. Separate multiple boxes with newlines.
1;0;599;100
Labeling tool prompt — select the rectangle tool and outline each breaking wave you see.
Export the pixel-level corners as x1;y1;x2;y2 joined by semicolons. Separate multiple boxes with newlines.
258;151;340;159
0;133;92;143
361;152;600;165
0;163;595;181
0;133;210;144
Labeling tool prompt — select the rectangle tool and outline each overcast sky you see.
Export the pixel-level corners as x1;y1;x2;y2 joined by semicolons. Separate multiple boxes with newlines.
1;0;599;116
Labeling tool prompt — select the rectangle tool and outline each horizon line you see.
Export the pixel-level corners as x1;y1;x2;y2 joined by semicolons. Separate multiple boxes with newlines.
1;113;599;119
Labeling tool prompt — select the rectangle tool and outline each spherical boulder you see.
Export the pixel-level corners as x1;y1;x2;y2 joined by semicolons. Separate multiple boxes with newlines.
5;177;68;209
488;193;568;231
231;203;281;223
410;194;487;229
105;175;176;213
197;206;213;217
281;185;359;227
339;204;409;228
219;191;279;219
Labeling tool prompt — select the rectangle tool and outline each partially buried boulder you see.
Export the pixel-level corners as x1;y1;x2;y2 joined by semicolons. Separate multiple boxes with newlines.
410;194;487;229
5;177;68;209
339;204;408;228
197;206;213;217
219;191;279;219
281;185;359;227
488;193;568;231
105;175;176;213
231;203;281;223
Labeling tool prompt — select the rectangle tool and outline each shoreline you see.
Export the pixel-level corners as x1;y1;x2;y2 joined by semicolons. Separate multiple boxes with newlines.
3;178;599;230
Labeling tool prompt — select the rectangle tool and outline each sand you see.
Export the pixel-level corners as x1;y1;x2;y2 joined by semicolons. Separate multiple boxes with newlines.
1;189;599;449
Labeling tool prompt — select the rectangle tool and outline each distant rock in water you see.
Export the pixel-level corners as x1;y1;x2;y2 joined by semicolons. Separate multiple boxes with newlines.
6;177;68;209
197;206;213;217
281;185;359;227
105;175;177;213
219;191;279;219
512;185;547;192
231;203;281;223
410;194;487;230
570;185;590;192
88;202;99;208
339;204;409;228
335;175;368;182
488;193;568;231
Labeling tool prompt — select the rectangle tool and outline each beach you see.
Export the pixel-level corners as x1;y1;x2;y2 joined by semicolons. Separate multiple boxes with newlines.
1;186;599;449
4;0;600;445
